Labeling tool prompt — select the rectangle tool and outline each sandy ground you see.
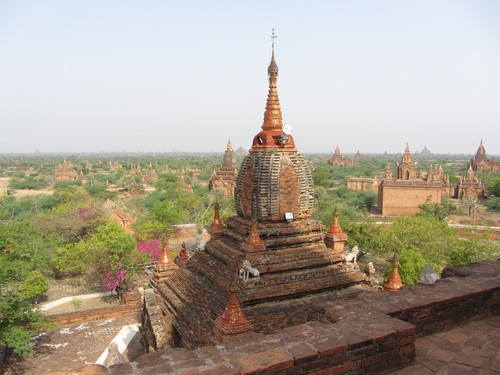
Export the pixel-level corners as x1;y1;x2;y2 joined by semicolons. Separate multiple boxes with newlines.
0;177;10;193
0;177;53;198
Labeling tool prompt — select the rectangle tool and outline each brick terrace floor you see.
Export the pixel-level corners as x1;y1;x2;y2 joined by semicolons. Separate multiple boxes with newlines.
391;315;500;375
4;314;139;375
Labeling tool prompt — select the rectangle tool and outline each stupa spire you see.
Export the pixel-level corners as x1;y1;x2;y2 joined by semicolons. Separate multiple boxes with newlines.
214;278;253;340
251;29;296;151
476;139;486;156
328;208;343;235
324;208;348;257
262;28;282;131
226;138;233;152
158;243;173;265
402;143;413;163
208;201;224;239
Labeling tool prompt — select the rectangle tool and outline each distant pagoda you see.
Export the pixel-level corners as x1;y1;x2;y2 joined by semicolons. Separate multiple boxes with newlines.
420;146;432;156
142;36;366;350
54;160;78;182
328;145;354;166
468;140;500;172
208;139;238;198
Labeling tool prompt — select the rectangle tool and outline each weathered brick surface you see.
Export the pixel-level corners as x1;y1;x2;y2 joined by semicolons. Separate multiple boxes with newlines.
94;261;500;375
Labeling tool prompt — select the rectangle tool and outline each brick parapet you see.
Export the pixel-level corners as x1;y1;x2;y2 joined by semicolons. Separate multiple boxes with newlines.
91;261;498;375
50;299;141;325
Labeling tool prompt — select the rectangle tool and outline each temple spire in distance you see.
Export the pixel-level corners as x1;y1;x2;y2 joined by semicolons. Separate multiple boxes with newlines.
226;138;233;152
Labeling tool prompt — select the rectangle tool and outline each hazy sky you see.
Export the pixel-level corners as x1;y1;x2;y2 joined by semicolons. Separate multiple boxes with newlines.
0;1;499;154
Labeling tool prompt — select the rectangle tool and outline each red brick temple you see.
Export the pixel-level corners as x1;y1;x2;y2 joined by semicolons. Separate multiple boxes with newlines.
142;44;366;351
468;140;500;172
208;138;238;198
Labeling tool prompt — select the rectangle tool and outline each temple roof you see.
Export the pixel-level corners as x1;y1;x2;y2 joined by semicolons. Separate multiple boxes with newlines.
402;143;413;163
476;140;486;156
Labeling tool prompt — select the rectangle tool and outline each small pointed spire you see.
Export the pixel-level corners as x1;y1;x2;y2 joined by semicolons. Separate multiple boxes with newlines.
328;208;343;235
152;241;177;288
384;253;403;291
158;243;173;265
402;143;413;163
214;277;253;340
476;139;486;156
385;163;393;180
212;201;223;226
243;217;266;252
208;201;224;238
325;208;348;256
226;138;233;152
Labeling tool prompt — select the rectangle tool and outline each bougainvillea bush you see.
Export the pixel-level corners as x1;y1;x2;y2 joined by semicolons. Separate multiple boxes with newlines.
136;240;162;261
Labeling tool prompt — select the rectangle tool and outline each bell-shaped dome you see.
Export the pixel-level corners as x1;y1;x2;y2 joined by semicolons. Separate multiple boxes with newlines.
235;149;314;222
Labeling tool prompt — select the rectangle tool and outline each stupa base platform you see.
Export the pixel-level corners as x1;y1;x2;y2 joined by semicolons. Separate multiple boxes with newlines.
151;264;368;349
145;215;367;349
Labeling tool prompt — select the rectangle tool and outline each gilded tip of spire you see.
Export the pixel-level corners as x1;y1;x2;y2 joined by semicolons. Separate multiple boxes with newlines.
268;54;278;76
268;28;279;76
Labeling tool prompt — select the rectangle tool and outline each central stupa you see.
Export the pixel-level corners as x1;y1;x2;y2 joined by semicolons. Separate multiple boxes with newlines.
145;41;366;350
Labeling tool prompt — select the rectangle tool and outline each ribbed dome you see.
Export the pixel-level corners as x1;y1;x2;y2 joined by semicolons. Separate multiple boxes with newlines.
234;151;314;222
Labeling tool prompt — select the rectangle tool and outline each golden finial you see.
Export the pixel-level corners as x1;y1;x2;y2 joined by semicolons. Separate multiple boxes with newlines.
268;28;279;76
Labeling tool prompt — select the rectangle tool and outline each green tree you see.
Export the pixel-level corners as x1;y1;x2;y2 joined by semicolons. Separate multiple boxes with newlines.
82;221;147;292
19;271;48;302
53;241;88;275
312;166;329;185
153;200;183;225
354;215;499;281
0;290;49;357
8;177;44;190
485;197;500;212
418;198;456;221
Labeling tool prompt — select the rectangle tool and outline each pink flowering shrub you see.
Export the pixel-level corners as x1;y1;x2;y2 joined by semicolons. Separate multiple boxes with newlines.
137;240;162;261
102;269;126;292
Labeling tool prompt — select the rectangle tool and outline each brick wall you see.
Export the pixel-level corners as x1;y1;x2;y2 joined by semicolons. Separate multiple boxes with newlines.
379;183;443;216
346;178;379;192
76;261;499;374
50;291;141;325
